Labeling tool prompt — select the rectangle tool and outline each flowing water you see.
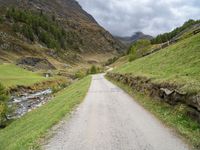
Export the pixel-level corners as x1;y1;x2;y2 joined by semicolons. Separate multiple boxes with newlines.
7;89;52;119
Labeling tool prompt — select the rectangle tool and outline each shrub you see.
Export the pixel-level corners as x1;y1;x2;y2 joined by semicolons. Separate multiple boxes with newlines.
87;65;102;75
129;54;137;62
128;39;151;61
0;16;4;24
105;57;119;66
90;65;97;74
21;25;34;41
0;84;9;127
75;70;85;79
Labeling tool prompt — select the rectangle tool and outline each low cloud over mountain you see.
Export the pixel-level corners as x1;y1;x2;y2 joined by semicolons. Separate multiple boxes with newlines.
77;0;200;36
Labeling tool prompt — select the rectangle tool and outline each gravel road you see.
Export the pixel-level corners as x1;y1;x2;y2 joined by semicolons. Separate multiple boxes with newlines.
44;74;190;150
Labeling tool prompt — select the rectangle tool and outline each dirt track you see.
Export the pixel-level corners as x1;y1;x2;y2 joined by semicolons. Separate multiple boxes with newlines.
44;74;190;150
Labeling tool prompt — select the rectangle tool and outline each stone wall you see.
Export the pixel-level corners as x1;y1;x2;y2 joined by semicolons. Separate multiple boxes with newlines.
107;72;200;123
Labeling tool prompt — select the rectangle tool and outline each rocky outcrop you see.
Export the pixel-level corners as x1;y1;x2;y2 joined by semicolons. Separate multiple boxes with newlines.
16;57;56;71
107;73;200;123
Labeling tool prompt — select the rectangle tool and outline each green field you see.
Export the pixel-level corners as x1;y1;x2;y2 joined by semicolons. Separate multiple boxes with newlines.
0;76;91;150
0;64;47;88
114;33;200;93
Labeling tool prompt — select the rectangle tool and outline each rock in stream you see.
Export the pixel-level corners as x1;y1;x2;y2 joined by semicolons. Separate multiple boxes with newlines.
7;89;52;119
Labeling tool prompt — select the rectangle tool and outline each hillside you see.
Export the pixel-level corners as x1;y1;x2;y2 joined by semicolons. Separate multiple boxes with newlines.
114;33;200;94
151;19;200;44
0;0;125;71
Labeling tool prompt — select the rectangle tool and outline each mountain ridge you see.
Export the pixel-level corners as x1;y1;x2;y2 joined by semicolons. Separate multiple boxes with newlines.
116;32;153;45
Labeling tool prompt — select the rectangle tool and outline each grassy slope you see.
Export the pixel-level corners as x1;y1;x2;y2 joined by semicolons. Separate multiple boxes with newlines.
107;77;200;148
114;34;200;93
0;76;91;150
0;64;47;88
110;55;129;68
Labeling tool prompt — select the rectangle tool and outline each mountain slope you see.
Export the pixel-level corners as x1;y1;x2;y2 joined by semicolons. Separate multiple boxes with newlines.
0;0;125;69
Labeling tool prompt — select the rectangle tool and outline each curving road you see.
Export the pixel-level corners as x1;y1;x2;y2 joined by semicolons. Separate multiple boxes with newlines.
44;74;190;150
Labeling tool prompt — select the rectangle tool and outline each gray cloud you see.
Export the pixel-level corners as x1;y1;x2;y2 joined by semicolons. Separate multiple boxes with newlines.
76;0;200;36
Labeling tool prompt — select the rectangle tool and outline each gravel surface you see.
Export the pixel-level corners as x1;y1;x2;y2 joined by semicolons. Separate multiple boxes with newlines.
43;74;190;150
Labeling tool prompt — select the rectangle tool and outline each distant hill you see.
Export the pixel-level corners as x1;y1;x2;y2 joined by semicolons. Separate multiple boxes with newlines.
115;32;153;45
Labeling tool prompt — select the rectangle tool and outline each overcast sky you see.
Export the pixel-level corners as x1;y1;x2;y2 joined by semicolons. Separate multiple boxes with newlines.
76;0;200;37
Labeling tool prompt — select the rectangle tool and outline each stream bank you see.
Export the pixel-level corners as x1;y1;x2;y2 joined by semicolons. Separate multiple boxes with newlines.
6;79;70;120
8;89;53;119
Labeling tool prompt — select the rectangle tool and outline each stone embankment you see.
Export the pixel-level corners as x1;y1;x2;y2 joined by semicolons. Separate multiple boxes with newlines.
107;73;200;123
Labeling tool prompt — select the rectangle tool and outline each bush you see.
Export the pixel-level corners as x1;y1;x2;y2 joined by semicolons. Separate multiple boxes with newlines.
90;65;97;74
0;16;4;24
129;54;137;62
75;70;85;79
21;25;34;41
105;57;119;66
87;65;102;75
0;84;9;127
128;39;151;61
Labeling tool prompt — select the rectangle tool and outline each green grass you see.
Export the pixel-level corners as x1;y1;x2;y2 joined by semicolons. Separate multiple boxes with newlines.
0;64;47;88
114;33;200;93
107;76;200;149
0;76;91;150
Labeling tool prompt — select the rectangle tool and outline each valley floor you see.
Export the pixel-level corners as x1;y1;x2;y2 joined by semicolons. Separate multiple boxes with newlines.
43;74;190;150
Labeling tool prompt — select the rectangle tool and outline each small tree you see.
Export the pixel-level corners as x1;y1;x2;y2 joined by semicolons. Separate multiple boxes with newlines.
12;23;20;32
90;65;97;74
129;39;151;61
75;70;85;79
0;16;4;24
0;84;9;126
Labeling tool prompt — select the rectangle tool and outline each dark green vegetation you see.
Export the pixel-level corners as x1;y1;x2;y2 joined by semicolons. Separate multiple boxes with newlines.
151;19;200;44
107;77;200;148
105;56;119;66
128;39;151;61
0;16;4;24
87;65;101;74
6;8;66;50
74;70;86;79
114;33;200;94
0;84;9;127
0;76;91;150
74;65;102;79
75;65;102;79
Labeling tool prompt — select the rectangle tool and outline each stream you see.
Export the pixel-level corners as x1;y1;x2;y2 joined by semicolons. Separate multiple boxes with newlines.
7;89;53;119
